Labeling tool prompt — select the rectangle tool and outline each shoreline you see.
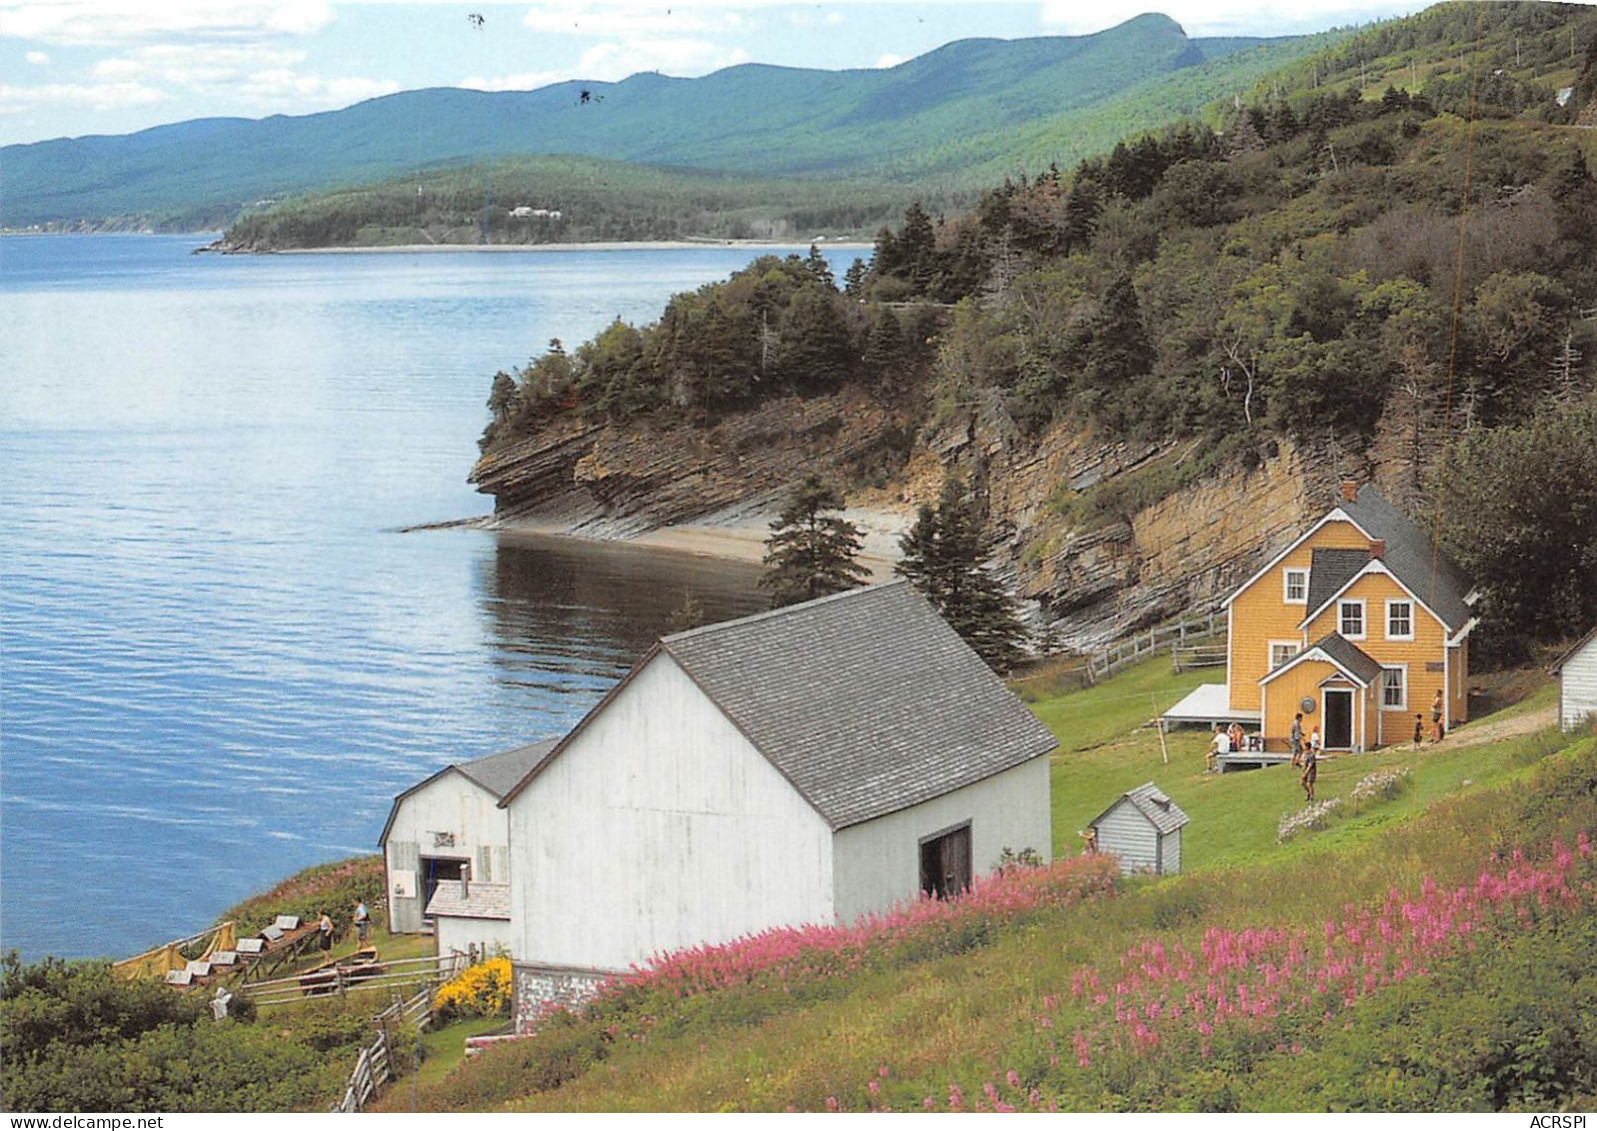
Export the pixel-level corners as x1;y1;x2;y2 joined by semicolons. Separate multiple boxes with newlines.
478;507;908;581
217;239;874;256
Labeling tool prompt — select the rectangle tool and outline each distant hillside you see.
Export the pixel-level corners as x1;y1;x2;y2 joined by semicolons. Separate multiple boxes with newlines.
214;155;939;250
1;14;1335;231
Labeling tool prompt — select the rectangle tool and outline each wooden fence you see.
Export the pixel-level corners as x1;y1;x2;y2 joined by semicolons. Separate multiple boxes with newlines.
331;985;437;1113
243;953;462;1009
1086;610;1225;682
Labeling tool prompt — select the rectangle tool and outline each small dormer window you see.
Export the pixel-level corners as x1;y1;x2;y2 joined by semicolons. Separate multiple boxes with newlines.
1340;600;1366;639
1284;568;1308;604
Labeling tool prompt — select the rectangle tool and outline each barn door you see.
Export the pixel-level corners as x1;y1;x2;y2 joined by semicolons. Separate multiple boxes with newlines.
919;824;972;900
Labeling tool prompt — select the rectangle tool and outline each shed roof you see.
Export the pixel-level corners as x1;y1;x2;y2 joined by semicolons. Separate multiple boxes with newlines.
1339;485;1473;631
424;880;511;921
1092;782;1188;835
1551;624;1597;675
456;741;558;799
502;582;1058;830
378;739;557;848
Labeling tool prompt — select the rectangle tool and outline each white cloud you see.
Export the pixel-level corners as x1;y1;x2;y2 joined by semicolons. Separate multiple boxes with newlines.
0;1;334;47
464;36;751;91
24;48;49;63
873;52;905;69
0;80;167;114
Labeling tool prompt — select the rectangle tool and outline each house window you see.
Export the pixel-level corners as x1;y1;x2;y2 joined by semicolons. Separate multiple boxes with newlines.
1339;600;1366;639
1386;600;1413;640
1283;568;1308;604
1382;665;1407;710
1269;641;1299;669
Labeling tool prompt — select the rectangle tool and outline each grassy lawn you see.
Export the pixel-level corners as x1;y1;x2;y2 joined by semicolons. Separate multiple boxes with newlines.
1036;652;1559;868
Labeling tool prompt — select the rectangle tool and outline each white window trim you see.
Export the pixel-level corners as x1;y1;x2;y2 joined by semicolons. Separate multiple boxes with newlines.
1268;640;1300;670
1381;663;1409;711
1385;598;1414;642
1339;598;1367;640
1283;567;1309;605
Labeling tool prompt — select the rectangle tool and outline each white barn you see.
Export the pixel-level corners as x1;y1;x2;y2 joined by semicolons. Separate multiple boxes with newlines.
1090;782;1189;876
498;582;1057;1018
378;739;553;936
1553;625;1597;732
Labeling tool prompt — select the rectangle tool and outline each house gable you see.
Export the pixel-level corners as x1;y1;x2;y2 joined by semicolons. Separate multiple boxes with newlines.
504;650;835;971
1227;517;1370;712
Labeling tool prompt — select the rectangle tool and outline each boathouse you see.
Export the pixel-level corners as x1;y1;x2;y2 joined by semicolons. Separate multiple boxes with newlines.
378;739;553;936
498;581;1058;1018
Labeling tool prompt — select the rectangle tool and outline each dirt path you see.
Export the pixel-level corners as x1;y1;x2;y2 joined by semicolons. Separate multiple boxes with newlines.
1441;704;1558;749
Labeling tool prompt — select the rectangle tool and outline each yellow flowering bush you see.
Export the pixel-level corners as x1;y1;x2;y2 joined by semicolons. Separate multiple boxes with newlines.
432;957;512;1021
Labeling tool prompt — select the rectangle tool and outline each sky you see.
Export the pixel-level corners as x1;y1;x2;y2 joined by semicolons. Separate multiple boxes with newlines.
0;0;1441;146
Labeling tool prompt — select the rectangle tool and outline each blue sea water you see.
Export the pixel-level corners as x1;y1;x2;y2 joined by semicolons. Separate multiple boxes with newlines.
0;235;858;960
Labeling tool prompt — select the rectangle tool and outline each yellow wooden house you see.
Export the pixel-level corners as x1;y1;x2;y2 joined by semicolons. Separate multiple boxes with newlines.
1182;482;1477;752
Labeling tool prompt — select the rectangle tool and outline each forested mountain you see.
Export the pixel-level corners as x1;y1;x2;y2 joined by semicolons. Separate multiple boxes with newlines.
3;14;1334;231
473;0;1597;666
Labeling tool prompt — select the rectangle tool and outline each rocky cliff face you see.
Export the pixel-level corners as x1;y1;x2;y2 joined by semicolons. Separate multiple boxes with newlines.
469;389;915;537
471;393;1369;651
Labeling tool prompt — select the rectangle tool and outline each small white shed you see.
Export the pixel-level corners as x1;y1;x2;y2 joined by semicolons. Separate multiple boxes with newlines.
424;880;514;959
379;739;554;935
1553;625;1597;732
1090;782;1189;876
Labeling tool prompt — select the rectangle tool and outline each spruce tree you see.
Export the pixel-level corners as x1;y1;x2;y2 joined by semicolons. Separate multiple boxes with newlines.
895;475;1026;672
759;475;870;608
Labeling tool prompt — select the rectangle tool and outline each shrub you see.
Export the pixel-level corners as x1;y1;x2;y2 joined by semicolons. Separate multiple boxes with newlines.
1348;766;1411;808
1276;797;1342;842
433;957;513;1022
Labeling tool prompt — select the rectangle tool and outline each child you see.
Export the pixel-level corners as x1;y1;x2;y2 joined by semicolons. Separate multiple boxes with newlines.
1300;732;1319;801
1290;712;1304;767
1413;713;1424;749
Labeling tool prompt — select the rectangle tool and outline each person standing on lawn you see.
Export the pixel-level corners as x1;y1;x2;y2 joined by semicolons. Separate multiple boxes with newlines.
1300;730;1319;801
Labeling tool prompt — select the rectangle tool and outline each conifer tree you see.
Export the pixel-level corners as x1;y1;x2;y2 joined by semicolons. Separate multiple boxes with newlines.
759;475;870;608
895;475;1026;672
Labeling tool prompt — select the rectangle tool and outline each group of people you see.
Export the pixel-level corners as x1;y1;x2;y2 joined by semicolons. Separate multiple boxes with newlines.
1204;689;1449;804
315;900;371;953
1289;713;1321;800
1204;721;1250;772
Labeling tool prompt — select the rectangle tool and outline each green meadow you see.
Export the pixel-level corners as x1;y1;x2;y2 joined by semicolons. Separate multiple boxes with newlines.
387;657;1595;1113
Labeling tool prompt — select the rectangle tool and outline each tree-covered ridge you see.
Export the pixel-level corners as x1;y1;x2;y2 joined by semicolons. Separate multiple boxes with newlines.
481;248;941;449
221;155;946;250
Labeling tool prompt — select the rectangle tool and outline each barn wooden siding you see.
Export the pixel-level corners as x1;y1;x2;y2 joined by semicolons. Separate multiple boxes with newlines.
1559;632;1597;731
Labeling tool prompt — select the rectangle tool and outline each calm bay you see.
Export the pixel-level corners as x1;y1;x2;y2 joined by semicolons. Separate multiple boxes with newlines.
0;235;858;960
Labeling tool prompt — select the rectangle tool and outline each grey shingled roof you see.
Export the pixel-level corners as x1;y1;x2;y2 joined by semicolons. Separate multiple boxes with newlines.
456;740;558;799
1092;782;1188;835
378;739;557;848
1305;548;1371;616
1340;485;1473;631
1307;633;1385;685
425;880;511;920
625;581;1058;830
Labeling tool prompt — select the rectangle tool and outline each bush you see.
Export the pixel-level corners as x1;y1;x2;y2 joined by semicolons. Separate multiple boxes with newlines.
433;957;513;1022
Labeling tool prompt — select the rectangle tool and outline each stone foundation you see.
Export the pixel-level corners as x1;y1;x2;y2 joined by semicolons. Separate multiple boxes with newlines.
512;962;611;1035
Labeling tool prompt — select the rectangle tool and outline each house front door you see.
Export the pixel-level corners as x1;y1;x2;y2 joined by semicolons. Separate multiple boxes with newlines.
1323;688;1354;750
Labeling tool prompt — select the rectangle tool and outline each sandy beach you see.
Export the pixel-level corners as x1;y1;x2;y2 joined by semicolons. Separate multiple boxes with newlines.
492;505;909;582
